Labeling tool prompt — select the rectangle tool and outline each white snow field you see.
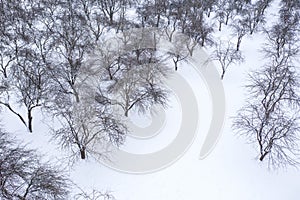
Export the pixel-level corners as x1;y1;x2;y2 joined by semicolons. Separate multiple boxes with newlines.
3;31;300;200
2;1;300;200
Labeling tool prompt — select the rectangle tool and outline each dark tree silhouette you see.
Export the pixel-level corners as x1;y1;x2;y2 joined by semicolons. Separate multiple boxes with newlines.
233;17;300;169
0;130;70;199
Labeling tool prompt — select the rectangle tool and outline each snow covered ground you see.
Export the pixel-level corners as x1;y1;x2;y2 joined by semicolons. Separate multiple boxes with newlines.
2;1;300;199
4;37;300;200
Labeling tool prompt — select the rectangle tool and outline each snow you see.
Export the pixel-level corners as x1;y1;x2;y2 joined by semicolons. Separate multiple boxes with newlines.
2;1;300;199
4;39;300;199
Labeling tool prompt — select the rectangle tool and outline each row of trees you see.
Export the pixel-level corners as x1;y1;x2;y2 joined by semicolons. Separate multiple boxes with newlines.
0;0;299;171
0;1;174;197
0;0;280;137
0;128;69;199
0;0;171;161
3;0;299;199
233;0;300;169
137;0;273;47
0;128;117;199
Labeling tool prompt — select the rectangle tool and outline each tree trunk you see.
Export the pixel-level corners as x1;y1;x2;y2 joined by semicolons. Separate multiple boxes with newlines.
225;16;229;25
236;40;241;51
80;148;86;159
109;13;114;25
156;14;160;27
259;152;268;161
207;10;211;18
201;38;205;47
28;109;33;133
125;109;129;117
109;72;113;80
74;91;80;103
173;57;179;71
221;70;225;80
3;70;7;78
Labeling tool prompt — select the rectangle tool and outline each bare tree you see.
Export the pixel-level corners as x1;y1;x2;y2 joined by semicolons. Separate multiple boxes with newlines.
254;0;273;19
214;0;237;31
239;4;266;35
186;11;214;47
230;19;248;51
91;29;170;117
10;48;47;132
97;0;122;25
78;0;105;43
233;64;300;168
136;0;168;28
47;1;93;103
201;0;218;17
163;0;183;41
91;42;123;81
208;40;244;79
9;18;53;132
0;129;70;199
52;98;127;160
73;187;116;200
163;19;177;42
233;18;300;169
0;0;52;132
262;19;299;63
183;36;198;57
111;63;169;117
214;0;227;32
0;41;14;80
279;0;300;25
96;44;170;117
167;34;190;71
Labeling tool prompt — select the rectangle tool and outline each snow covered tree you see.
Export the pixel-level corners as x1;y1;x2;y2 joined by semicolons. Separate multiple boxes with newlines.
47;1;93;103
96;48;170;117
74;188;116;200
233;63;300;168
233;18;300;169
230;19;248;51
214;0;237;31
136;0;169;28
208;40;244;79
94;29;170;117
0;129;70;199
185;10;214;47
167;34;190;71
52;97;127;160
97;0;122;25
0;0;52;132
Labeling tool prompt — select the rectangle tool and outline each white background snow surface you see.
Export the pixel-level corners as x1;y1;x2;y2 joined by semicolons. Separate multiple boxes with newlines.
2;2;300;199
